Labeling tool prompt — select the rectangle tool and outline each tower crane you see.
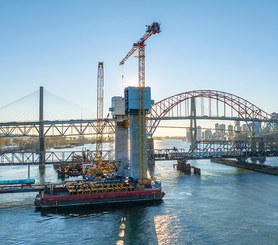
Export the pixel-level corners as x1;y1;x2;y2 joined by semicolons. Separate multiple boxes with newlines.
119;22;161;81
96;62;104;164
119;22;161;179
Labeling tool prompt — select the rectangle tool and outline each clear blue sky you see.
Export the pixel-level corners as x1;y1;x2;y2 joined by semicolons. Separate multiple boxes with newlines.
0;0;277;118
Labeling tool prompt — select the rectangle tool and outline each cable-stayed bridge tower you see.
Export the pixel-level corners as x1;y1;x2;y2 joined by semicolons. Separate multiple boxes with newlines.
39;86;45;165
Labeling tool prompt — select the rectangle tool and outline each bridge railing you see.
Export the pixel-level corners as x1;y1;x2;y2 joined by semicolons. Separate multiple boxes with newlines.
1;140;278;165
0;119;115;137
0;150;115;166
147;140;278;161
148;148;189;161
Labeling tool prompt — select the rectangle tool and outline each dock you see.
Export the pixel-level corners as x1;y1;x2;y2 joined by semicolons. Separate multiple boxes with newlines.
0;184;44;194
211;158;278;176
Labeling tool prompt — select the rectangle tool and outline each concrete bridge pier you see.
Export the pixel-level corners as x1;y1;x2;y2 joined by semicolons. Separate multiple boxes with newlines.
251;136;266;163
251;121;265;163
110;96;130;177
147;137;155;165
190;97;197;151
39;164;45;183
258;137;265;155
251;137;257;156
114;118;129;177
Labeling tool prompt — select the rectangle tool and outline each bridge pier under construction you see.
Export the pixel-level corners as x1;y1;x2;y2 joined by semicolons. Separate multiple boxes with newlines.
111;87;154;179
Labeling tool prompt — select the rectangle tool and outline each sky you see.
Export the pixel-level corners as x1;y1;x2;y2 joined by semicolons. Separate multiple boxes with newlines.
0;0;277;119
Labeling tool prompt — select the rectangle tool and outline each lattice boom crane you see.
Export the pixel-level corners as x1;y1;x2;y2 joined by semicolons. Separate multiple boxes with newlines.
96;62;104;163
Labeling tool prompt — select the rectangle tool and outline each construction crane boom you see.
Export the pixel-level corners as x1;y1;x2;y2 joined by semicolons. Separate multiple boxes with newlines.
119;22;161;66
96;62;104;163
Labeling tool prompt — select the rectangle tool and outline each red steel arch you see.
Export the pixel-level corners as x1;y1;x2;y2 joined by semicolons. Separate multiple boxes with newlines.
148;90;273;134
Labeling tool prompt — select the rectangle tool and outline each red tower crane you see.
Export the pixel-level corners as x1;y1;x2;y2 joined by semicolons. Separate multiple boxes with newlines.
119;22;161;179
119;22;161;86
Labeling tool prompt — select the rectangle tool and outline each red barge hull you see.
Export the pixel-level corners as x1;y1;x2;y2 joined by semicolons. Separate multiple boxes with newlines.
35;189;165;208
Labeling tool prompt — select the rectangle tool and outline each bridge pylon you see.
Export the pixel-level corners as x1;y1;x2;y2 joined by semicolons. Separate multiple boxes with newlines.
190;97;197;151
39;86;45;167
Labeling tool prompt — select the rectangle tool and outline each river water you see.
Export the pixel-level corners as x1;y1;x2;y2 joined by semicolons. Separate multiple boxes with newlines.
0;139;278;245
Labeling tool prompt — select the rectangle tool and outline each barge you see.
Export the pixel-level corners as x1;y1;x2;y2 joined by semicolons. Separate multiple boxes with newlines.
211;158;278;176
34;177;165;208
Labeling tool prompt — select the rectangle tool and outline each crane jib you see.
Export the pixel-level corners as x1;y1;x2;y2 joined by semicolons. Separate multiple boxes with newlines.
119;22;161;66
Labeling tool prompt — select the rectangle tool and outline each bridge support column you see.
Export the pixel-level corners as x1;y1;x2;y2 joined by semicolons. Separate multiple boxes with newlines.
129;113;148;179
190;97;197;150
147;137;155;165
251;137;257;156
258;137;265;156
114;117;129;177
39;86;45;167
251;136;266;163
251;121;266;163
129;115;141;179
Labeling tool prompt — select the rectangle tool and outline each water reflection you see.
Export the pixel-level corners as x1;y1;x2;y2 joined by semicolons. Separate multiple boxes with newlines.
154;215;170;242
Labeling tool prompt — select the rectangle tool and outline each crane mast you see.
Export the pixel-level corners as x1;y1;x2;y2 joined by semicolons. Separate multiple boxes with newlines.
96;62;104;163
119;22;161;179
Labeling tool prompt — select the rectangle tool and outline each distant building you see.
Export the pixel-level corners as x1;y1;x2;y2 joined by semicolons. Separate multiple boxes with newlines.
215;123;226;140
197;126;202;141
227;124;234;138
202;129;212;140
234;121;241;132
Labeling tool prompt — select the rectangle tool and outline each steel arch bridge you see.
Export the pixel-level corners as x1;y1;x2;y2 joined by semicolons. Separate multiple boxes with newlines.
148;90;275;135
0;89;276;138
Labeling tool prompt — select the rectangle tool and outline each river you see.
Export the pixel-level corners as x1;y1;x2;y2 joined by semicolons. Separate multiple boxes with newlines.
0;139;278;245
